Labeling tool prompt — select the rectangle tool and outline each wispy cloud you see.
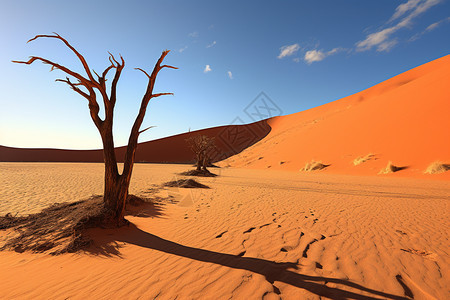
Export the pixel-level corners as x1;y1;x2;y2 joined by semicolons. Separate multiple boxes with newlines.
356;0;442;52
304;50;325;64
376;39;398;52
204;65;212;73
390;0;422;21
304;48;343;64
188;31;199;38
410;16;450;40
206;41;217;48
277;44;300;59
227;71;233;79
179;46;188;53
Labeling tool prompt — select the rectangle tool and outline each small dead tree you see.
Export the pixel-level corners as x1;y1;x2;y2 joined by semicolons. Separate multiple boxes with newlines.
13;33;177;226
185;135;216;171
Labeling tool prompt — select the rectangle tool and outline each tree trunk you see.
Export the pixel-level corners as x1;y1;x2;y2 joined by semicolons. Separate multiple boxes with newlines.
100;123;129;226
196;153;202;171
202;156;208;171
103;175;130;225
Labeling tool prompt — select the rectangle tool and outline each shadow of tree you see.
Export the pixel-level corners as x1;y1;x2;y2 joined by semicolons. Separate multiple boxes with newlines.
87;224;409;300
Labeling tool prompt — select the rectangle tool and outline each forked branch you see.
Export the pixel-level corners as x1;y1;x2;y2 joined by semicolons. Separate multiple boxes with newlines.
55;77;90;100
13;53;102;127
13;56;90;86
122;50;177;178
27;33;98;85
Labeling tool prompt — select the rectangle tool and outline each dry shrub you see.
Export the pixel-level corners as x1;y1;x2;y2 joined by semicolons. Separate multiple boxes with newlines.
300;160;329;172
353;153;375;166
424;161;450;174
0;196;105;254
163;179;209;189
179;169;217;177
378;161;407;174
0;194;156;255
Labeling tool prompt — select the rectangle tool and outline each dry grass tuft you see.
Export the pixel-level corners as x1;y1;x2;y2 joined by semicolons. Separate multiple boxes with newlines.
300;160;330;172
0;196;105;254
353;153;375;166
424;161;450;174
163;179;209;189
378;161;407;174
0;194;158;255
179;169;218;177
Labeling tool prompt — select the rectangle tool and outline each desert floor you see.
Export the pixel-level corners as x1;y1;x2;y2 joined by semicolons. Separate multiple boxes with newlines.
0;163;449;299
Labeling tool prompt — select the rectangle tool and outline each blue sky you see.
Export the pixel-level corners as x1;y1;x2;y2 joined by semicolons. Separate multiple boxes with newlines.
1;0;449;149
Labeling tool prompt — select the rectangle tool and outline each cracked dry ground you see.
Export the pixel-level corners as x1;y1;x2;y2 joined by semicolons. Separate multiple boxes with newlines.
0;164;449;299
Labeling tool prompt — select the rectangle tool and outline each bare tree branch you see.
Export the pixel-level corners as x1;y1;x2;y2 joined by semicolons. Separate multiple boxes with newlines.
13;56;90;85
134;67;151;79
55;77;90;100
13;56;102;128
92;69;101;80
109;54;124;108
102;65;114;80
122;50;176;178
27;33;98;85
160;65;178;70
139;125;156;134
152;93;174;98
108;51;120;66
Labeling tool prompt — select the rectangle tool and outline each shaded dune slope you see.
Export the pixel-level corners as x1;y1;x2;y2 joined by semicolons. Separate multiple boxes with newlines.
0;120;271;164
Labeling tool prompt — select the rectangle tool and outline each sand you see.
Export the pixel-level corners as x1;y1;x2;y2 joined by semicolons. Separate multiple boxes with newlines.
1;162;449;299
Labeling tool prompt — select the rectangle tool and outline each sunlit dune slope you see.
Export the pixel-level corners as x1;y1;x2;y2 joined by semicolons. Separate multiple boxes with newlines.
221;55;450;179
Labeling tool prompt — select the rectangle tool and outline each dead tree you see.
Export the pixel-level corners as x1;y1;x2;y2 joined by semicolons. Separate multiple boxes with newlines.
13;33;177;226
185;135;216;171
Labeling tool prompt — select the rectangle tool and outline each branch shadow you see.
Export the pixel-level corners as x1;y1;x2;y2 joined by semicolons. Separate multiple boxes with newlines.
125;195;168;219
86;224;410;300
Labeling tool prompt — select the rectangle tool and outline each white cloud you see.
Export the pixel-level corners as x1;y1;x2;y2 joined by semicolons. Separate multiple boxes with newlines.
293;57;300;63
391;0;421;21
327;47;343;55
377;39;398;52
188;31;199;38
277;44;300;59
410;16;450;41
356;0;442;52
426;16;450;31
179;46;188;53
206;41;217;48
304;50;326;64
356;27;397;51
304;48;343;64
426;21;440;31
204;65;212;73
227;71;233;79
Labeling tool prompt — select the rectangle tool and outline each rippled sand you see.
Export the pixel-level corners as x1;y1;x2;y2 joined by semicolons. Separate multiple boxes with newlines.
0;163;449;299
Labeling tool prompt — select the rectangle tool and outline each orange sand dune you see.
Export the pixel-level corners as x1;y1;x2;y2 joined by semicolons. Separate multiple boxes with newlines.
221;55;450;180
0;120;270;164
2;56;448;180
